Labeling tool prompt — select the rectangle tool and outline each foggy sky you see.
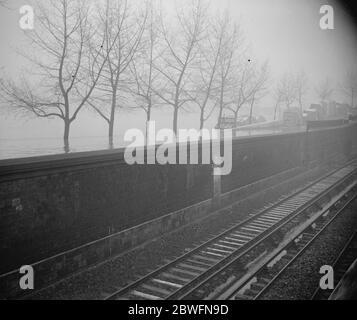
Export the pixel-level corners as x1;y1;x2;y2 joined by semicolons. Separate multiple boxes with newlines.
0;0;356;141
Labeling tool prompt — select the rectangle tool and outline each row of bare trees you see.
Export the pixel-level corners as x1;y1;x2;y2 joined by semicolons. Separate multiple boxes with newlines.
273;72;308;120
1;0;119;150
0;0;356;150
273;70;357;120
340;69;357;108
273;72;331;121
0;0;271;149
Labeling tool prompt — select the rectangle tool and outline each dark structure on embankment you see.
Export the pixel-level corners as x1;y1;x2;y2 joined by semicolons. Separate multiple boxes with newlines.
0;123;356;298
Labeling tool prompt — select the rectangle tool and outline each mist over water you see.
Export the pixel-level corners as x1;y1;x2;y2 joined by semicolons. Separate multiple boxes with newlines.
0;107;278;159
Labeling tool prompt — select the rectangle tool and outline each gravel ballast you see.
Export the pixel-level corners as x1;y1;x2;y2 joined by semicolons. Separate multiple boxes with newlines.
259;197;357;300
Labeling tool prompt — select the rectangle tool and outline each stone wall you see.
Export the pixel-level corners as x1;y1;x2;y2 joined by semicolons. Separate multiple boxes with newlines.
0;150;212;274
0;123;356;280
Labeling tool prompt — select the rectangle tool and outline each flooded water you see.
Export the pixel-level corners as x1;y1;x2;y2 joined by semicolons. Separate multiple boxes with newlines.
0;136;124;160
0;127;305;161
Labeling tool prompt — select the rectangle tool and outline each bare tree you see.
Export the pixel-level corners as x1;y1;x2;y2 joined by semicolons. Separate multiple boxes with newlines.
86;0;147;148
273;84;284;120
0;0;111;151
129;1;160;138
340;69;357;107
152;0;208;134
295;70;308;112
215;13;243;128
247;61;269;124
274;70;306;117
225;60;253;124
224;59;269;125
187;11;231;130
316;77;334;103
277;73;297;110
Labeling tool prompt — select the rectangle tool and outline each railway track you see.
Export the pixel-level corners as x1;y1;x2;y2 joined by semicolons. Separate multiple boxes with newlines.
106;161;357;300
218;187;357;300
311;231;357;300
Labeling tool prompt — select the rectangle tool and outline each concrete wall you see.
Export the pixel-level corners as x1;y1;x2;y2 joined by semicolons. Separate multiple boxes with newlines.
0;123;356;295
0;151;212;274
222;132;304;193
222;124;355;193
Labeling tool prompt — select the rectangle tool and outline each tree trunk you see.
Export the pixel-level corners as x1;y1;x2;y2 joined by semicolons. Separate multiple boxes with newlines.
274;103;279;120
217;106;223;128
199;109;204;130
234;110;239;127
217;86;224;128
352;90;354;108
173;107;179;135
63;119;70;153
299;98;303;113
249;96;255;124
108;92;117;149
63;96;70;153
108;119;114;149
145;105;152;143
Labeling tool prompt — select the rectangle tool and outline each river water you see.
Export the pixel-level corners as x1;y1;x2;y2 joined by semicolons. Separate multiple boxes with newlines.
0;127;302;161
